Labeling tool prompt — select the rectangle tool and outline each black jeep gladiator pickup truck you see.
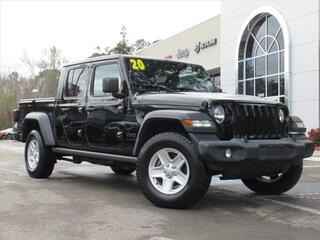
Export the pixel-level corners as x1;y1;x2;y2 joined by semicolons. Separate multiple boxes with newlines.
17;55;315;208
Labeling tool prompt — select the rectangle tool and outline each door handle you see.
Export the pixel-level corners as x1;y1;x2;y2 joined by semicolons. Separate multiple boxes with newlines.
78;106;84;113
117;106;124;112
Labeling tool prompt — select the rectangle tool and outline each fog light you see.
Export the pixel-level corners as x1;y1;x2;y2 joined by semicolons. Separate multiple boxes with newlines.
225;149;232;159
279;108;285;123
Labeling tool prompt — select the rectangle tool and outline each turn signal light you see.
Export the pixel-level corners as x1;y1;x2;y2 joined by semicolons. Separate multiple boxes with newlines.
182;119;212;127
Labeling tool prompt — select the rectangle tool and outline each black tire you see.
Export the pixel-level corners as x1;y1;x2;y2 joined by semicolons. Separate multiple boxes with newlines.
241;163;303;195
25;130;55;178
111;166;136;175
137;132;211;209
6;134;13;140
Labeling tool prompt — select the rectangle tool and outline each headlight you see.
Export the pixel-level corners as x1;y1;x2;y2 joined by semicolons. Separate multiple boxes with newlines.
279;108;285;123
213;105;225;124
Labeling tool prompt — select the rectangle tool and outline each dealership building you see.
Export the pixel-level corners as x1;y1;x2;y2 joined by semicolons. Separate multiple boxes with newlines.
137;0;320;130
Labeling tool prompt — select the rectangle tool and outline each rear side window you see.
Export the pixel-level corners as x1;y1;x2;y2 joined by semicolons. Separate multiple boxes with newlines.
66;67;87;97
92;63;120;97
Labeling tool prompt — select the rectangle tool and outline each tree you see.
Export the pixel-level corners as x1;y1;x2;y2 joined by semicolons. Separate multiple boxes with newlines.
132;39;151;53
109;25;132;54
89;46;110;58
38;46;65;71
0;72;21;129
33;46;65;97
89;25;135;58
0;46;65;129
26;46;64;98
20;51;36;77
36;69;60;97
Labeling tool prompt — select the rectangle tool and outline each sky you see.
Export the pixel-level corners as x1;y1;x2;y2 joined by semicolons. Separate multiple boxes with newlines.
0;0;221;76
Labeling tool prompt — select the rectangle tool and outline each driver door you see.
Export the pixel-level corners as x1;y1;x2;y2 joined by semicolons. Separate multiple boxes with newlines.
84;61;127;154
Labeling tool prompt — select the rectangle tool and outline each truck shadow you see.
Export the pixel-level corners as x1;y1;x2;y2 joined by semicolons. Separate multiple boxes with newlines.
50;169;140;192
47;169;262;210
196;188;261;210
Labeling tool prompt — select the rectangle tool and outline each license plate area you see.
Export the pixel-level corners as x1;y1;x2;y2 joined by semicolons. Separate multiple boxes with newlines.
259;144;292;158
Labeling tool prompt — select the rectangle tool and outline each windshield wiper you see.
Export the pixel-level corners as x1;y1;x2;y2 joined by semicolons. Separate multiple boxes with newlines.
175;87;196;92
138;84;176;93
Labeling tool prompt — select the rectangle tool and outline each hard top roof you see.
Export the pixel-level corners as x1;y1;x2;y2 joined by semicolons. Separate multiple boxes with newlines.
63;54;201;67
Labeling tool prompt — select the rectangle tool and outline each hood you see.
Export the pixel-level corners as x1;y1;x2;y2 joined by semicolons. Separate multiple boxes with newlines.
137;92;283;108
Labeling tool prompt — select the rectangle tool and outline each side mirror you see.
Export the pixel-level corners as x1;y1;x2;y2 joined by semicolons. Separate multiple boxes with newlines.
103;77;119;93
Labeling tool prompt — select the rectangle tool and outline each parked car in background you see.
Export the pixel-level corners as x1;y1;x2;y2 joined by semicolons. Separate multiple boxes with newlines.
12;122;22;140
0;128;14;140
11;108;23;141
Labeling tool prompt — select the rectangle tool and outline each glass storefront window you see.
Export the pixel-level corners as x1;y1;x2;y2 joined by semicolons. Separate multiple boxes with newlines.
245;59;254;78
238;81;244;94
267;76;278;96
255;78;265;97
238;61;244;80
267;53;278;75
280;74;285;95
280;52;284;72
237;13;286;104
246;36;256;58
255;56;265;77
277;30;284;50
246;80;254;96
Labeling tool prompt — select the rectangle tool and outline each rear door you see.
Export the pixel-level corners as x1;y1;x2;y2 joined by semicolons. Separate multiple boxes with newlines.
55;65;89;148
84;60;128;154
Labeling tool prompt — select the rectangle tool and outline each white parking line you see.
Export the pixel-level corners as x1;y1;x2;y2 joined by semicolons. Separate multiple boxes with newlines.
261;198;320;216
305;157;320;162
304;165;320;168
219;189;320;216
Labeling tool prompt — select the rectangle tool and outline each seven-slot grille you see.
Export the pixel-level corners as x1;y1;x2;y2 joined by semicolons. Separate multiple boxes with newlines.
217;103;288;140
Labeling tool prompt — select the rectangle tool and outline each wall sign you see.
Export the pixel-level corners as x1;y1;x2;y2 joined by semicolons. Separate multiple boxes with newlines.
176;48;190;59
194;38;218;54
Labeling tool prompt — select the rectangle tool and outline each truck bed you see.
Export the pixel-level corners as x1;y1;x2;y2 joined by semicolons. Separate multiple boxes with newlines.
19;97;56;105
19;97;56;120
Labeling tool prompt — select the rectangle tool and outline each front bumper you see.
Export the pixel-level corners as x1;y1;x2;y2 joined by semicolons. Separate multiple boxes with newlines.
191;134;315;179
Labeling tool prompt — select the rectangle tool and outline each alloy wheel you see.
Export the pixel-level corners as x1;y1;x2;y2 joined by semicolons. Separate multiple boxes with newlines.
148;148;190;194
27;139;40;171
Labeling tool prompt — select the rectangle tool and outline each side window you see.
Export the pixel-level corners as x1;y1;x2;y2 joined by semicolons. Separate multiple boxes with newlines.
66;67;87;98
93;63;120;97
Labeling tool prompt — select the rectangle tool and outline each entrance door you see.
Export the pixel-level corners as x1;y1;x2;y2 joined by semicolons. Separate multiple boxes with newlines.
84;61;127;154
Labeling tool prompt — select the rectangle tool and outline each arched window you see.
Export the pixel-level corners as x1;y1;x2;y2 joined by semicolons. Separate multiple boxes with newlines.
238;13;286;104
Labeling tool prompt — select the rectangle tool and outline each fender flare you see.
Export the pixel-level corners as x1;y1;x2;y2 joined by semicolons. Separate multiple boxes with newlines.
23;112;56;146
132;110;216;156
289;115;306;133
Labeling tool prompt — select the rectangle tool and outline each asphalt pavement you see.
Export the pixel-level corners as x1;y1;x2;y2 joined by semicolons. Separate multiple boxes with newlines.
0;140;319;240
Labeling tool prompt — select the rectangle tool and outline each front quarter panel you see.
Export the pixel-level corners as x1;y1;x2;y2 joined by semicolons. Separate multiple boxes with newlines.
132;109;217;156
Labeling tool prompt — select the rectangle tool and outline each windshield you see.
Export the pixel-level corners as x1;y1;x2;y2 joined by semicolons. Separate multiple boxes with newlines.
124;57;220;94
